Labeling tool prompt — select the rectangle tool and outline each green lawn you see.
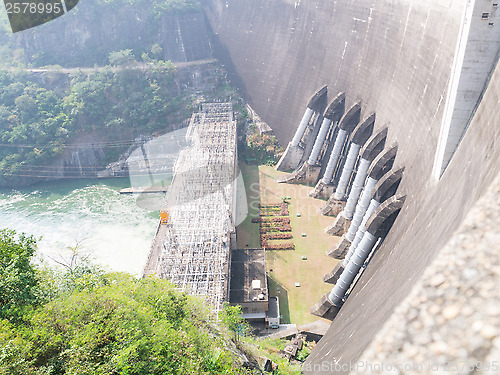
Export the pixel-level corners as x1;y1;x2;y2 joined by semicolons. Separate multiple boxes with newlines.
236;163;341;325
236;163;261;248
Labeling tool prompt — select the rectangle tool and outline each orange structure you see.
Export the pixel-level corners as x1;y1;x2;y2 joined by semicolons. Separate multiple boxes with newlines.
160;210;169;225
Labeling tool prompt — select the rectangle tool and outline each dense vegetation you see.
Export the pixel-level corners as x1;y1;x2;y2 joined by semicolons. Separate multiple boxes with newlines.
0;55;201;185
0;229;303;374
0;229;240;374
244;123;283;166
0;230;43;323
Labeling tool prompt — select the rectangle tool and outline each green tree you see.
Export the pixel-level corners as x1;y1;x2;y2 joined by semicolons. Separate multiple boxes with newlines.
0;229;42;322
151;43;163;59
109;49;136;66
219;302;249;342
0;275;240;374
15;94;38;122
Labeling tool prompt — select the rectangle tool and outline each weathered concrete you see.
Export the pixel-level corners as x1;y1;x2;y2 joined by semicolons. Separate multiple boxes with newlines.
324;214;351;236
266;320;331;341
355;171;500;374
275;144;305;172
322;262;345;285
365;195;406;238
326;236;351;260
309;180;335;199
310;292;341;320
372;167;405;204
307;57;500;375
319;198;345;217
433;1;500;178
206;0;500;372
276;163;321;184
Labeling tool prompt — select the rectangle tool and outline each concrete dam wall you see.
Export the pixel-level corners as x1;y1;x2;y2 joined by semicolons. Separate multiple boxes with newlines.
206;0;500;372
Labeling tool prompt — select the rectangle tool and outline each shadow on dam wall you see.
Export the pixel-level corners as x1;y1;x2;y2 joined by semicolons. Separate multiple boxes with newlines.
204;13;250;101
205;0;500;372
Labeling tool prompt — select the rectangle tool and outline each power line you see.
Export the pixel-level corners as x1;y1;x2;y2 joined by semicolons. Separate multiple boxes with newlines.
0;171;172;179
0;164;128;170
0;140;143;149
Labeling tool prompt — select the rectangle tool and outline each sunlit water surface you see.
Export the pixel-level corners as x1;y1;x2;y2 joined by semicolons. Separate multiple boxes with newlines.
0;178;159;275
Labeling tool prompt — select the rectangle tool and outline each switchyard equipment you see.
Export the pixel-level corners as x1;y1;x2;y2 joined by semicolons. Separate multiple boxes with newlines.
143;103;237;317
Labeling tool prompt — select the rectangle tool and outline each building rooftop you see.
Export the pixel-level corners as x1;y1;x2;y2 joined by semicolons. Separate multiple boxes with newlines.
230;248;268;304
268;296;280;319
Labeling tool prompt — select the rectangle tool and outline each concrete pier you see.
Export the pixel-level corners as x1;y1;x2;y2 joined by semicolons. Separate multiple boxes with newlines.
276;86;327;171
277;94;345;185
312;103;361;201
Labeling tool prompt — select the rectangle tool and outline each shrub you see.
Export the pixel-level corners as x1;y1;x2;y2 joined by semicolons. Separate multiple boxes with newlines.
265;233;293;240
0;276;240;374
251;217;290;224
265;243;295;250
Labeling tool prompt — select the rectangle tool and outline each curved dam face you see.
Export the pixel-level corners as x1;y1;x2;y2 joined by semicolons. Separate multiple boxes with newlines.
206;0;460;147
207;0;500;372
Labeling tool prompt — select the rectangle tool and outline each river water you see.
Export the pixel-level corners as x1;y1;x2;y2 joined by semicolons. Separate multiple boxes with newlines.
0;178;159;275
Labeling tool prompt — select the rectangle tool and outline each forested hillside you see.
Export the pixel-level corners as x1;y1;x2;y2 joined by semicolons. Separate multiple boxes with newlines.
0;0;223;187
0;230;302;374
0;56;211;186
0;228;243;374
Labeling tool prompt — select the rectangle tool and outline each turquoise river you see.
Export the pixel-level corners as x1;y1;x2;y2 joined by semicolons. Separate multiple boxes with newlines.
0;178;159;275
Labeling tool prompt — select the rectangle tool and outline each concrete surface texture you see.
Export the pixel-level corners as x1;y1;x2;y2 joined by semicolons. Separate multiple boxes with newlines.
353;170;500;375
206;0;500;373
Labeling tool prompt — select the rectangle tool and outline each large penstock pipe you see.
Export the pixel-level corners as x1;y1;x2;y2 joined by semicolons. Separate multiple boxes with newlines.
333;143;362;199
342;158;371;218
345;176;378;241
290;107;315;147
328;230;378;306
308;117;332;164
307;94;345;165
334;114;375;201
344;198;381;264
321;129;347;184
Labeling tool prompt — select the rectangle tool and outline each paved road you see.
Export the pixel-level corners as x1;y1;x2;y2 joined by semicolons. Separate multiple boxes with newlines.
12;58;218;74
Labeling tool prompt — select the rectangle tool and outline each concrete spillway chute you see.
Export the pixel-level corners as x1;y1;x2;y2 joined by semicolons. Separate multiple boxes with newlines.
311;195;406;320
277;93;346;185
276;86;327;172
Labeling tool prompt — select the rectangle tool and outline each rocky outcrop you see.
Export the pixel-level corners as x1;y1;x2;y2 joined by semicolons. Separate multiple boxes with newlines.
14;1;211;67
